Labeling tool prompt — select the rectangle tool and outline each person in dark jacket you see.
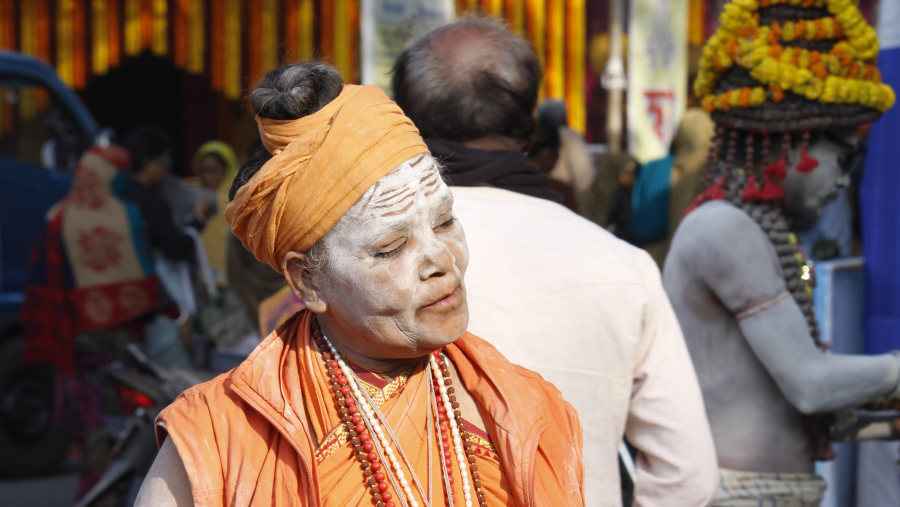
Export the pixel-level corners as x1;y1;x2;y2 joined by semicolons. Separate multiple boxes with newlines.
121;125;210;261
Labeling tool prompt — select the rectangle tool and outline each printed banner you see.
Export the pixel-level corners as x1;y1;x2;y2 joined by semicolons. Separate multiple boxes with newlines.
626;0;687;163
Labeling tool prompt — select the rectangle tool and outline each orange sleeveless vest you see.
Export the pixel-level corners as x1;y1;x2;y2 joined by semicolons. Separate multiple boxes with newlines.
156;311;584;506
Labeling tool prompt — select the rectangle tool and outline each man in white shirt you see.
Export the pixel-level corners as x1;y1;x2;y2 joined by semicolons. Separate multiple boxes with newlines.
393;18;718;506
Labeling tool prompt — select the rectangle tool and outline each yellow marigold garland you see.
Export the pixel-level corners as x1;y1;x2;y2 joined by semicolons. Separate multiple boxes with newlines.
696;0;894;114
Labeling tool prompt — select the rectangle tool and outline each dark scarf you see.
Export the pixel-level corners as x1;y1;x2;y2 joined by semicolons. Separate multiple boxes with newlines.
425;138;563;204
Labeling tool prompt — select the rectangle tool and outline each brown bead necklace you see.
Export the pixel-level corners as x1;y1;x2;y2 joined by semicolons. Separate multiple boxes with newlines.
311;320;487;507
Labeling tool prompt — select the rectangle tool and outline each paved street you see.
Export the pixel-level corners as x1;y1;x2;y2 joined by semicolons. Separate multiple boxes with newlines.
0;463;79;507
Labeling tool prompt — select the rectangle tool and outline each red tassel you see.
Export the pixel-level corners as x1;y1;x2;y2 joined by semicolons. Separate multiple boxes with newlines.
686;177;727;214
795;147;819;173
765;157;787;180
760;175;784;200
684;194;705;215
742;175;763;200
705;177;726;200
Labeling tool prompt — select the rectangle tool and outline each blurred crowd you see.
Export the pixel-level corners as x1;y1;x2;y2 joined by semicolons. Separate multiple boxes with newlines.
12;5;899;506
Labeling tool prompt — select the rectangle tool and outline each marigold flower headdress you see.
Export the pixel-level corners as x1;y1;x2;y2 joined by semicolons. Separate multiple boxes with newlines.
696;0;894;130
690;0;894;207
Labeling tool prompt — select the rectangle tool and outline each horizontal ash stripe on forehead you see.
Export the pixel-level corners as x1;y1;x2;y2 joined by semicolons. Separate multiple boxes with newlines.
368;162;443;218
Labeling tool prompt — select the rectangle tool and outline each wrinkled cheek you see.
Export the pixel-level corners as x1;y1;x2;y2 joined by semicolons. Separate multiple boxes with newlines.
452;237;469;277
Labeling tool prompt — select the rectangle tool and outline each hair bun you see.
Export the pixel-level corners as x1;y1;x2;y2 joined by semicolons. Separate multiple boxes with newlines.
250;62;344;121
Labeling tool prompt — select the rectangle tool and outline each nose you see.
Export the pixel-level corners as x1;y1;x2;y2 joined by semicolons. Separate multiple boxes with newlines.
418;236;455;281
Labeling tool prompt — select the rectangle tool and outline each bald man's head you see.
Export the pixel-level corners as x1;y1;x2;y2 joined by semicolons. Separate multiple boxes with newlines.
392;19;542;148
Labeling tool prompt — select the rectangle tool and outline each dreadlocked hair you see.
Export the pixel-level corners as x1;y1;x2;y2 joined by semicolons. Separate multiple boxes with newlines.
695;127;822;346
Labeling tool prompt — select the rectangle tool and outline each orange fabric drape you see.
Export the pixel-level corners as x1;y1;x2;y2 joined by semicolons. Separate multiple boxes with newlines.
124;0;139;56
4;0;587;132
501;0;587;133
91;0;109;75
56;0;74;86
223;0;241;99
505;0;525;36
545;0;565;99
19;0;36;118
71;0;87;88
173;0;188;68
139;0;152;51
186;0;203;73
483;0;503;16
151;0;166;56
261;0;278;76
284;0;315;63
19;0;35;56
107;0;120;67
243;0;279;87
334;0;348;80
299;0;314;61
525;0;547;81
320;1;334;67
0;0;15;50
688;0;706;46
565;0;586;134
333;0;358;83
284;0;299;62
210;0;224;92
35;0;50;61
247;0;263;87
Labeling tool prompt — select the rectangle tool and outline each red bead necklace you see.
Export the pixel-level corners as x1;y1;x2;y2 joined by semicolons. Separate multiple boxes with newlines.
311;320;487;507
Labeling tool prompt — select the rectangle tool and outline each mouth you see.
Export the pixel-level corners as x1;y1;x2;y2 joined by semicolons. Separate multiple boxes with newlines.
421;287;463;312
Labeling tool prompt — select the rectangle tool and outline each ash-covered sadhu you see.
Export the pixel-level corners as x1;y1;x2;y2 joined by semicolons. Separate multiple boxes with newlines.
135;62;584;506
663;1;900;505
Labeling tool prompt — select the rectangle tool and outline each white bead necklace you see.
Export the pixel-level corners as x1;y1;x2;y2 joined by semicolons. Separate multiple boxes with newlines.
316;324;485;507
429;352;474;507
320;336;426;507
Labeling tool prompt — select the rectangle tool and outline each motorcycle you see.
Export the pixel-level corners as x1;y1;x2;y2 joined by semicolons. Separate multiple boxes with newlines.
73;342;209;507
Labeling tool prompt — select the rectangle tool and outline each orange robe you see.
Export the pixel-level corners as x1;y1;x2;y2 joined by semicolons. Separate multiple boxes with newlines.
156;310;583;505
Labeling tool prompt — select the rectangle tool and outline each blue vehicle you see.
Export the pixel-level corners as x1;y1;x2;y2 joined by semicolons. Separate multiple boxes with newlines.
0;51;99;319
0;51;102;476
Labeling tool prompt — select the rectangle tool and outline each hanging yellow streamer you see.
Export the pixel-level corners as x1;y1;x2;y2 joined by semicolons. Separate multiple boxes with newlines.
92;0;109;75
57;0;74;87
545;0;564;99
299;0;314;61
334;1;350;81
261;0;278;73
19;0;36;118
124;0;139;56
688;0;704;46
0;1;7;51
188;0;205;73
527;0;547;92
224;0;241;99
565;0;586;134
152;0;167;55
505;0;525;37
20;0;35;56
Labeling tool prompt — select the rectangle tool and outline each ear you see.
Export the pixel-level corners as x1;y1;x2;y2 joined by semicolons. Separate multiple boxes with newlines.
282;251;328;313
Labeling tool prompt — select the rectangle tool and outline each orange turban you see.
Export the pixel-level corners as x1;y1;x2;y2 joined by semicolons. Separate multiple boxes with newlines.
225;84;429;273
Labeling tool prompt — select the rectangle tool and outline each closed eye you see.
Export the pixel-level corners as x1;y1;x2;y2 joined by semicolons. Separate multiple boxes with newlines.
375;239;406;258
435;216;456;231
